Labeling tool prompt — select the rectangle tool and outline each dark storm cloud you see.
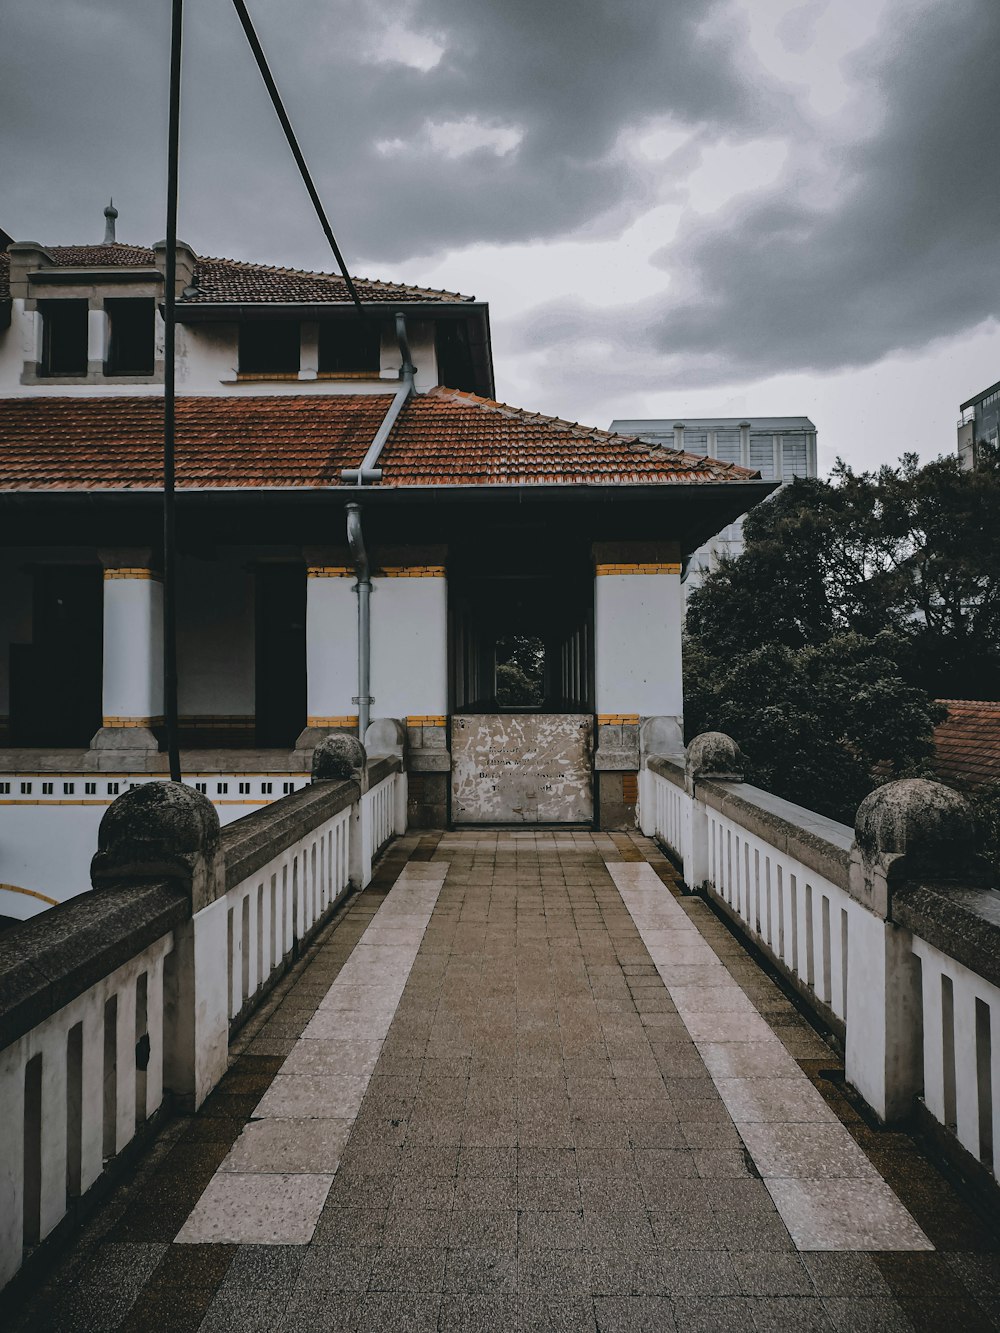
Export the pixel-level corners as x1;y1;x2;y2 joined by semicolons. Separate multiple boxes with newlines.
0;0;783;262
520;0;1000;385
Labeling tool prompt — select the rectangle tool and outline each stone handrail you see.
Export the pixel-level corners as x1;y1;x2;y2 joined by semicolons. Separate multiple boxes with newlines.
0;743;406;1293
643;733;1000;1193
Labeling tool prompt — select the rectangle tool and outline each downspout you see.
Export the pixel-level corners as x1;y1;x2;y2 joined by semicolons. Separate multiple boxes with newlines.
345;502;371;739
340;312;416;484
341;313;418;739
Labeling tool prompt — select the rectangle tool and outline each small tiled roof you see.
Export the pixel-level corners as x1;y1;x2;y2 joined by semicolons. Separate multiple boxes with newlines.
933;700;1000;789
0;392;757;492
0;243;472;305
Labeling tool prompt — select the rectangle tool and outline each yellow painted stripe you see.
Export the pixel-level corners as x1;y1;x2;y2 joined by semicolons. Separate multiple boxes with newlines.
306;716;357;727
103;568;161;580
307;567;354;578
597;714;640;725
0;882;60;906
407;715;447;726
594;563;681;576
379;566;446;578
102;717;164;728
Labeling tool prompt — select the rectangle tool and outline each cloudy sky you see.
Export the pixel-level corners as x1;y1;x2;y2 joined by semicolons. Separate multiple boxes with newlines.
3;0;998;472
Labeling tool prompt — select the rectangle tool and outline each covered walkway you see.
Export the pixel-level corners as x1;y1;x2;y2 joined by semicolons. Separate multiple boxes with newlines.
11;832;1000;1332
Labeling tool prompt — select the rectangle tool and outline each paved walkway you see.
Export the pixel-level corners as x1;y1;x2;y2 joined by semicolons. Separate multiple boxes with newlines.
11;831;1000;1332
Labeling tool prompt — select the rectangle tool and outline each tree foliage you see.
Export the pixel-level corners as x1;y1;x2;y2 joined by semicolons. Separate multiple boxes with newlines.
684;446;1000;824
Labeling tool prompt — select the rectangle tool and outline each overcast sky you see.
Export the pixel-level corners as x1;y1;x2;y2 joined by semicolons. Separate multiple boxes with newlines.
3;0;998;473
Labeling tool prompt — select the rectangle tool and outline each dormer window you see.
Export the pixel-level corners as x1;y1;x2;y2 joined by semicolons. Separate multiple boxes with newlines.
239;321;299;375
39;300;88;377
318;320;380;376
106;298;155;376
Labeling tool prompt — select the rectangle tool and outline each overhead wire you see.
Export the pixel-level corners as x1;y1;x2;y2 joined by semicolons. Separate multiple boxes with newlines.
229;0;365;312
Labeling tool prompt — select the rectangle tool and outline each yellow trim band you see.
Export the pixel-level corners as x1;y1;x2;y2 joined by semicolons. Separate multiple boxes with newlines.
306;715;358;728
594;563;681;576
102;717;164;728
406;715;447;726
104;568;161;580
597;714;640;725
378;566;446;578
307;566;354;578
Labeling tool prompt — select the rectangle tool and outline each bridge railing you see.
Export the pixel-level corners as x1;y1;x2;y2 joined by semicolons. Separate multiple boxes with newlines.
0;746;404;1291
641;733;1000;1193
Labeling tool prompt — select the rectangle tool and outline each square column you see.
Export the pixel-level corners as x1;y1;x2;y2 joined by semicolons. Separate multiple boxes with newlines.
593;543;684;828
298;561;359;748
90;550;163;756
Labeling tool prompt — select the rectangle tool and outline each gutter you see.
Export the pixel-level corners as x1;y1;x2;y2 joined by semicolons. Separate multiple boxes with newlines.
341;312;415;485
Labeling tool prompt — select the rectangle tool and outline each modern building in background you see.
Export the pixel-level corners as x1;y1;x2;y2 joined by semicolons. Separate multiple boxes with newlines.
957;378;1000;469
609;416;817;591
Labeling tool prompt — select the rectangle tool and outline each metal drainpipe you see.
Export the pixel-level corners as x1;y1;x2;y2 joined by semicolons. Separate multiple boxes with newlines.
346;502;371;741
341;313;418;738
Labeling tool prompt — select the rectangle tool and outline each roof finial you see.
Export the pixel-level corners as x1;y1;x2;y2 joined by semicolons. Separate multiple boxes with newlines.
103;198;118;245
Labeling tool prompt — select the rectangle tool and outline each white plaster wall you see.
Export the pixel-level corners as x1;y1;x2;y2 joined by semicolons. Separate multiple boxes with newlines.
102;578;164;718
0;795;290;911
594;573;683;717
0;303;440;397
0;551;33;716
177;555;255;716
305;577;357;719
370;576;448;719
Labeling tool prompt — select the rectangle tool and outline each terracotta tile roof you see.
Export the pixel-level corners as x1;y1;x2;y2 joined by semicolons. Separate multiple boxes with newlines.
933;700;1000;789
381;388;758;486
0;392;757;492
0;395;392;490
0;244;472;305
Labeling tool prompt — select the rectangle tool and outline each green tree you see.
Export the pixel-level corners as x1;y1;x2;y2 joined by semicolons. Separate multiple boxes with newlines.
684;446;1000;823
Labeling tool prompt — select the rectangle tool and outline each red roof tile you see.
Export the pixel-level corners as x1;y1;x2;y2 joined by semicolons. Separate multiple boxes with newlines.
0;244;471;305
382;388;757;486
933;700;1000;789
0;392;757;492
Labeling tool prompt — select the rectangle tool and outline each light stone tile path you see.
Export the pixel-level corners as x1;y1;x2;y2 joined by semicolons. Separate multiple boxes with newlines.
12;831;1000;1333
176;863;448;1246
608;861;932;1253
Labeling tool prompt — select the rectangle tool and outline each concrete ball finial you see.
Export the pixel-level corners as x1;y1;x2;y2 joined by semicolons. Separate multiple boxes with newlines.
90;781;223;908
312;733;367;782
855;778;978;878
686;731;745;782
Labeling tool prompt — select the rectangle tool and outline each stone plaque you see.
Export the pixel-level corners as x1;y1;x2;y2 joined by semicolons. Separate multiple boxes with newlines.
451;714;593;824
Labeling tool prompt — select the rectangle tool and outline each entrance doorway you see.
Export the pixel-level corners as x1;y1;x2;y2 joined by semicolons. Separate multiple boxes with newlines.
449;534;594;823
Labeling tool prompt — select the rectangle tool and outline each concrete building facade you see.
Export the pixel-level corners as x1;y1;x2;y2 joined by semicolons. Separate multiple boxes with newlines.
957;377;1000;469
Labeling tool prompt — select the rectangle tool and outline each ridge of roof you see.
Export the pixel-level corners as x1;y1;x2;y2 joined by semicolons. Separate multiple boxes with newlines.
0;243;475;304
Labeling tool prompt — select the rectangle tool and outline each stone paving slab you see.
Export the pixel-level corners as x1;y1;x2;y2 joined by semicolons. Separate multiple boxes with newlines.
9;830;1000;1332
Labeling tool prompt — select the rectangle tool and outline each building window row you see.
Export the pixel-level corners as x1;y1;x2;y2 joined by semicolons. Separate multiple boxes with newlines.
237;319;381;376
39;298;155;378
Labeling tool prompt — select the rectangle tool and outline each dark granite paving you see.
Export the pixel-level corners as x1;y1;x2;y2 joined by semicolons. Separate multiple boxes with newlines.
8;830;1000;1332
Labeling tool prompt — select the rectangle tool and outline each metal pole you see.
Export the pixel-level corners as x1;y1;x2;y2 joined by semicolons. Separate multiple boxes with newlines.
163;0;183;782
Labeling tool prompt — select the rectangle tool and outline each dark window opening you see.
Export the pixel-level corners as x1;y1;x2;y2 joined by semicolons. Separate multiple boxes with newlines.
318;320;381;375
239;321;300;374
435;320;476;392
255;565;306;747
105;298;155;376
495;636;545;707
40;300;88;376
